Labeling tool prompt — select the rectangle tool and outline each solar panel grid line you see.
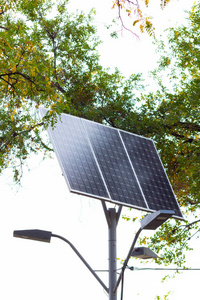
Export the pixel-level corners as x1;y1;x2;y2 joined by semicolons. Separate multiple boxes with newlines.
39;110;74;194
150;141;182;214
53;120;84;193
43;111;110;200
81;119;112;201
82;120;122;203
118;130;150;210
120;130;183;218
69;120;109;198
82;120;148;209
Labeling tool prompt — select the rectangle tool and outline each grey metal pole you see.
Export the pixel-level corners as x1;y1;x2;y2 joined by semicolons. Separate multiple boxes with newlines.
51;233;109;293
113;227;142;295
108;208;117;300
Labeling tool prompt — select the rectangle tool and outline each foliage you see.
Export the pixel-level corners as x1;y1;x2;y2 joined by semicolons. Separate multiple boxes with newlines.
111;0;171;36
1;0;200;269
0;0;144;181
130;2;199;268
144;3;200;213
155;291;171;300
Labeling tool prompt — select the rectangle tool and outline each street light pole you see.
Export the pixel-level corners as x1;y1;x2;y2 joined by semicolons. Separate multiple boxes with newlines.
113;227;142;295
13;229;108;293
13;209;175;300
108;208;117;300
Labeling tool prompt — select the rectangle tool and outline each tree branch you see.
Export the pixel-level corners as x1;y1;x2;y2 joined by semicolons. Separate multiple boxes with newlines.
177;122;200;132
165;121;200;142
0;9;5;16
15;121;45;136
52;81;68;97
116;0;139;37
0;25;9;30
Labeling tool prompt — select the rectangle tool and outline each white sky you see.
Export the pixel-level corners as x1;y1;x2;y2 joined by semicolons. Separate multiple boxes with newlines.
1;0;199;300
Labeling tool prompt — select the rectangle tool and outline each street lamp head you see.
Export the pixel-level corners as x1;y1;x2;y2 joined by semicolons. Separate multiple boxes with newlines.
140;210;175;230
13;228;109;293
13;229;52;243
131;247;158;259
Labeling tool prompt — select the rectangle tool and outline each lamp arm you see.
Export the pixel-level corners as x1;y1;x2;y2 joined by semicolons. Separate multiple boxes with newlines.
113;227;142;294
51;233;109;293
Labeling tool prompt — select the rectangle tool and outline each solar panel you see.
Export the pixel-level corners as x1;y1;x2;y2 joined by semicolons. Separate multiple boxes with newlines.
42;113;109;199
40;108;183;219
83;120;147;209
120;131;181;217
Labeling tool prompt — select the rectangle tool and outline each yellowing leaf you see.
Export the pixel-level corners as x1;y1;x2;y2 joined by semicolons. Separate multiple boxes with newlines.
133;20;140;26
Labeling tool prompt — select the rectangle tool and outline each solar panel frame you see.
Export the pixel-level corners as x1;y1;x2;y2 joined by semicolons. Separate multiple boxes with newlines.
40;108;184;220
119;130;183;218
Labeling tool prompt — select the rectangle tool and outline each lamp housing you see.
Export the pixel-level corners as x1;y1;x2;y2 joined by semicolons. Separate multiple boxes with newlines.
140;210;175;230
13;229;52;243
131;247;158;259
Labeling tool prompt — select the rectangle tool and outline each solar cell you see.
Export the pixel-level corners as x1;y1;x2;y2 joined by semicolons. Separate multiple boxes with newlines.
40;111;109;199
83;120;147;209
40;108;183;219
120;131;182;218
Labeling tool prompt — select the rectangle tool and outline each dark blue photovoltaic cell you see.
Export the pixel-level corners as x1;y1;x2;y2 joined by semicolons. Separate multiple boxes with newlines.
40;108;183;219
120;131;182;218
83;120;146;208
45;113;109;199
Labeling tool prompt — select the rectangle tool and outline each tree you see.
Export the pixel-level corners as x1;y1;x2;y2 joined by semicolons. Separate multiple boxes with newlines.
0;0;172;36
142;3;200;267
0;0;143;181
1;0;199;268
120;2;200;267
